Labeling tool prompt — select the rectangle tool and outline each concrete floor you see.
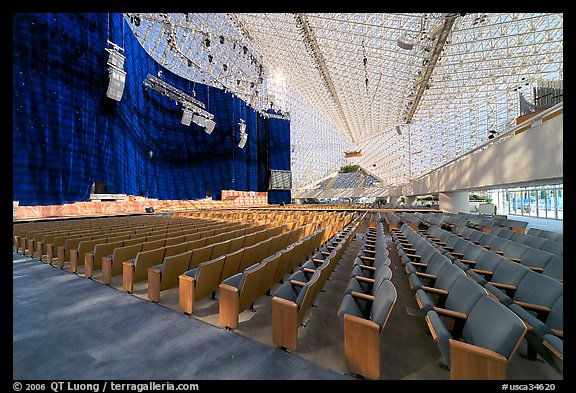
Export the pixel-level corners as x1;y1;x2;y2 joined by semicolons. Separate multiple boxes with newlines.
13;217;563;381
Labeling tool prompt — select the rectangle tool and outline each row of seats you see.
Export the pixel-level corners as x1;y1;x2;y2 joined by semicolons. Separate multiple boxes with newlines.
391;224;529;379
424;224;562;282
413;211;529;234
218;217;349;330
338;221;397;380
527;227;563;242
97;222;258;284
146;224;294;302
392;223;563;376
179;213;352;315
488;227;562;256
63;220;240;271
15;215;201;258
270;214;365;351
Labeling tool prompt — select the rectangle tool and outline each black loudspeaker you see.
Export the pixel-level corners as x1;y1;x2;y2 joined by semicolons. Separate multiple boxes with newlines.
145;207;155;213
94;182;108;194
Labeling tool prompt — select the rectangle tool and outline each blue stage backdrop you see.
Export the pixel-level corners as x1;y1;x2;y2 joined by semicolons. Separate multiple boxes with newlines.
13;13;291;206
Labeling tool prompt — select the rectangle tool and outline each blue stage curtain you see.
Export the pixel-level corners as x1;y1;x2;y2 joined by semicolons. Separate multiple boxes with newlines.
13;13;289;206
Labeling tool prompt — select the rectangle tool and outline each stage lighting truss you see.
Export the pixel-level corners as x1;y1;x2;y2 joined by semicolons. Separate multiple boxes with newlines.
143;73;215;131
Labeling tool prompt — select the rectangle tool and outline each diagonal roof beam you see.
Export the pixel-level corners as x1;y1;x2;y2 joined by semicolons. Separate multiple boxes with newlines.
294;13;355;143
405;14;457;124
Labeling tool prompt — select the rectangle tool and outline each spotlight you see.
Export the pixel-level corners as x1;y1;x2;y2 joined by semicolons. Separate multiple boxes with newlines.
243;46;248;55
222;64;227;72
208;55;213;63
219;35;225;44
204;119;216;134
182;108;193;126
238;131;248;148
396;125;402;135
205;38;210;48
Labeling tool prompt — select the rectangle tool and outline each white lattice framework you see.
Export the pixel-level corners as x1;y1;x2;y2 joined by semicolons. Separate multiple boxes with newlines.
126;12;563;189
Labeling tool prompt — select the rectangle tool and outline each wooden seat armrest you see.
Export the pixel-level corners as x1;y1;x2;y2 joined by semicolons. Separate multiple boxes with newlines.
406;253;421;260
303;267;316;274
489;282;516;291
421;286;448;296
551;329;563;338
482;245;491;250
360;255;375;261
415;272;437;280
312;258;325;263
449;252;464;258
449;339;508;363
507;257;522;263
442;246;454;251
320;251;331;256
513;300;551;314
494;250;504;255
355;276;375;283
529;267;544;273
351;291;374;301
359;265;376;271
410;262;427;268
290;280;306;287
433;307;467;321
543;339;563;361
402;247;416;253
471;268;493;276
459;259;476;266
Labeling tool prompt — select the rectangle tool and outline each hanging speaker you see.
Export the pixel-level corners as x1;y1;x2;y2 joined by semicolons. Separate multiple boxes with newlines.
238;132;248;148
106;67;126;101
192;114;205;127
181;109;193;126
204;119;216;134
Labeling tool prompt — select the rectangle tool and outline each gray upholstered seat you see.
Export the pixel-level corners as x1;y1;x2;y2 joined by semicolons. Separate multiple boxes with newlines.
542;255;563;282
345;265;392;295
409;259;462;295
337;279;397;329
416;274;487;315
426;295;526;370
540;240;563;257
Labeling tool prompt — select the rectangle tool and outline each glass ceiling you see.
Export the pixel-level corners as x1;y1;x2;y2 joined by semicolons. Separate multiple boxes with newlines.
126;12;563;190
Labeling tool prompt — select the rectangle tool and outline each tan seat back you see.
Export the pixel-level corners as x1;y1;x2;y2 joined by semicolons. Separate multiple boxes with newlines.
160;250;193;291
189;244;214;270
111;243;142;275
165;243;188;257
194;255;226;299
141;239;165;252
220;248;245;281
93;240;123;269
186;238;207;251
165;235;186;246
274;246;294;283
145;234;165;242
256;253;281;297
238;263;266;311
134;247;167;282
254;239;272;264
211;240;231;260
185;232;201;242
238;243;260;272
